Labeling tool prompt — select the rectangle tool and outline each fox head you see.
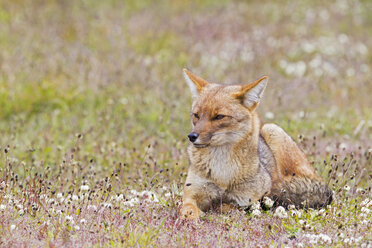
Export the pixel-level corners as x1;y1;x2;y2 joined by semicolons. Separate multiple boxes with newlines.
183;69;268;148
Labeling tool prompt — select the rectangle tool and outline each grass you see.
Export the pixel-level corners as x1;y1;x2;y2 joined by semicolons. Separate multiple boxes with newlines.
0;0;371;247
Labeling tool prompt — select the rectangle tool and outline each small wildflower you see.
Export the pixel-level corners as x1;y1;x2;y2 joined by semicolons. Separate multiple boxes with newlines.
102;202;112;208
361;207;370;214
344;185;350;191
288;204;296;210
251;202;260;211
274;206;288;218
123;197;139;207
263;196;274;208
80;219;87;224
65;216;73;222
72;195;79;201
361;198;370;207
0;204;6;211
319;234;332;244
115;194;124;202
10;225;16;231
81;185;90;191
339;143;348;150
251;209;261;217
338;233;345;239
57;193;63;198
265;112;275;120
87;205;97;211
73;225;80;231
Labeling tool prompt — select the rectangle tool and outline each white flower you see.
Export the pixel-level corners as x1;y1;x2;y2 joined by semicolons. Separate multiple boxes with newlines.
263;197;274;208
57;193;63;198
102;202;112;208
290;210;302;218
251;202;261;211
252;209;261;217
305;233;331;245
140;191;159;203
339;143;348;150
80;219;86;224
318;234;332;244
73;225;80;231
123;197;139;207
19;209;24;215
265;112;275;120
361;198;370;207
325;146;332;153
274;206;288;219
344;237;355;245
0;204;6;211
298;220;305;225
130;189;139;195
361;219;368;225
87;205;97;211
81;185;90;191
359;213;368;219
10;224;16;231
307;234;318;244
164;192;171;198
361;207;370;214
72;195;79;201
288;205;296;210
115;194;124;202
65;216;73;222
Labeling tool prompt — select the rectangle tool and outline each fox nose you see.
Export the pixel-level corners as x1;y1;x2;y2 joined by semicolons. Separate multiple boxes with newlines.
188;132;199;143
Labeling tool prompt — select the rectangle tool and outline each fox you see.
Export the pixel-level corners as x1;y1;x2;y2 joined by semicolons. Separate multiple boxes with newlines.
180;69;332;220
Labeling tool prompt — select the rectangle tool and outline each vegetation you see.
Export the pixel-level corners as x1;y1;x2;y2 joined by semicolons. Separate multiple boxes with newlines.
0;0;371;247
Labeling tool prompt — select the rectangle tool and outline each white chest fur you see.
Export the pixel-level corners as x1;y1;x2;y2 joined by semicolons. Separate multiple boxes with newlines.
208;146;238;189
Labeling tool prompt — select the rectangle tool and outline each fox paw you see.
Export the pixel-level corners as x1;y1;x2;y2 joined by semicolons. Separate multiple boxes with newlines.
180;203;201;220
218;203;237;213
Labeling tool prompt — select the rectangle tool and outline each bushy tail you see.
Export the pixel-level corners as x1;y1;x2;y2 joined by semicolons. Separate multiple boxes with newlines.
270;177;333;209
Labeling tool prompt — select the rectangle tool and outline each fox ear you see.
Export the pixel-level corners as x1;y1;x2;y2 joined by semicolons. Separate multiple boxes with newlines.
233;76;268;110
183;68;209;98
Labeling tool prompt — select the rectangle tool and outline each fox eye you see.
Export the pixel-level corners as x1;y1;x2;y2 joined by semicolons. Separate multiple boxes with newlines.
193;113;199;119
214;114;225;120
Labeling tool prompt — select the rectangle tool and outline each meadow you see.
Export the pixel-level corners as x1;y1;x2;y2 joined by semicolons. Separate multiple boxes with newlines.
0;0;371;247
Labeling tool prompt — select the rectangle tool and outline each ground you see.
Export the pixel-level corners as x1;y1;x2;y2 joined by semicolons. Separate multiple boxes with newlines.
0;0;371;247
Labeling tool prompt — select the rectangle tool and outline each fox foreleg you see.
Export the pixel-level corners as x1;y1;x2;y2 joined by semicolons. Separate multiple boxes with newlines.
181;171;224;220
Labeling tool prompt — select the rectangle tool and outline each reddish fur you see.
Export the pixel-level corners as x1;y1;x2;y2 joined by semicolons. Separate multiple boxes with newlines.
180;70;330;220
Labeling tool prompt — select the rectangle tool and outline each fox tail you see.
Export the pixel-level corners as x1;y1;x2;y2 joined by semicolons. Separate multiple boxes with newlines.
270;177;333;209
